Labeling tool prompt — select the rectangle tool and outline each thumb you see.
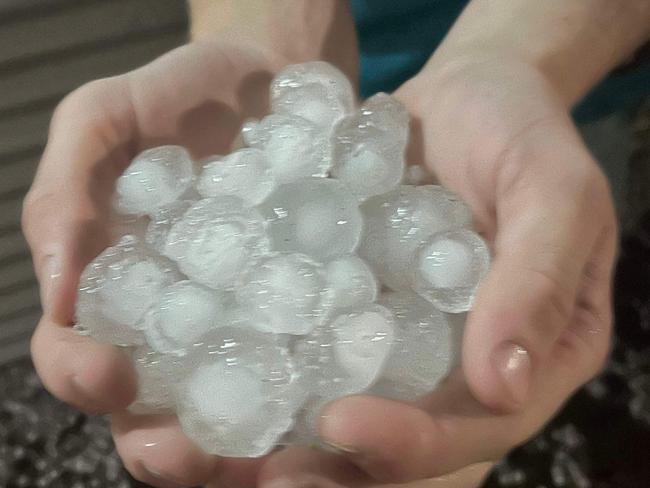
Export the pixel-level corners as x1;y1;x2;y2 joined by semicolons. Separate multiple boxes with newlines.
462;120;608;412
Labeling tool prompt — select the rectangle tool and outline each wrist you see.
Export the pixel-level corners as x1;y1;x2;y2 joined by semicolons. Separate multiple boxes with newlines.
425;0;650;108
189;0;359;83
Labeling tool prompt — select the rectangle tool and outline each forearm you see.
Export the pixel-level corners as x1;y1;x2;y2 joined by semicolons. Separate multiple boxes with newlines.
188;0;358;80
427;0;650;106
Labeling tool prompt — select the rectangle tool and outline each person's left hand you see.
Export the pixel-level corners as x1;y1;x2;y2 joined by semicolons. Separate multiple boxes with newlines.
252;53;617;488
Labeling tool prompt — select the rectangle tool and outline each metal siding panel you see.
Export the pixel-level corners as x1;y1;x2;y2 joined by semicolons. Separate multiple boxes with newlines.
0;158;39;194
0;0;186;64
0;231;28;262
0;285;40;319
0;0;188;363
0;31;186;113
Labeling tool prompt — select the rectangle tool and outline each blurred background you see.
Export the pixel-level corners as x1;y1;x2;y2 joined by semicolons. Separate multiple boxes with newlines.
0;1;649;487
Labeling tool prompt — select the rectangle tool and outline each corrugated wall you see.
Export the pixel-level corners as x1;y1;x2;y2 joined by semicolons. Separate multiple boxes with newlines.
0;0;188;363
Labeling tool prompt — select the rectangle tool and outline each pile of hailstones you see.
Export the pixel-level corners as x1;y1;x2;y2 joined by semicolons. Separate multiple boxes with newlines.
75;62;490;458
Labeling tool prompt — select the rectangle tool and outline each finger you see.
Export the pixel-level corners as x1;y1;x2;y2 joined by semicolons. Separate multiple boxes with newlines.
318;360;590;484
22;76;136;323
258;441;492;488
111;413;221;488
112;412;266;488
31;315;136;413
552;216;617;384
463;119;608;411
258;446;369;488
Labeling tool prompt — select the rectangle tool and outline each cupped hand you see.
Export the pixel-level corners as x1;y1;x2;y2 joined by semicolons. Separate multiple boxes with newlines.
294;58;617;486
23;41;617;488
22;40;292;488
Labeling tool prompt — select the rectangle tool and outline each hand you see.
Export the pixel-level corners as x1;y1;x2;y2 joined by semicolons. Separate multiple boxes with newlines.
23;43;616;488
296;58;616;485
22;40;292;488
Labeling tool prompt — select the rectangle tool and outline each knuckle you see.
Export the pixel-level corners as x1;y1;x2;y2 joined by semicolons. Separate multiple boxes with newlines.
56;78;112;115
21;188;54;230
584;328;611;379
51;76;126;136
29;327;73;404
527;264;574;326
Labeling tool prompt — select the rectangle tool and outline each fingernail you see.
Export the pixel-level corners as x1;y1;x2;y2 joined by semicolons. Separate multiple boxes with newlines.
320;440;359;455
40;255;62;313
492;342;531;406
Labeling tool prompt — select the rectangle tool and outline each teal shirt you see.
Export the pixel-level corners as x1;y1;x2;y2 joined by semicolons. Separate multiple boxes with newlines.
352;0;650;122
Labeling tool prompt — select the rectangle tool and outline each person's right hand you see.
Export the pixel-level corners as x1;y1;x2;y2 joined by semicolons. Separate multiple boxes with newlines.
22;40;294;488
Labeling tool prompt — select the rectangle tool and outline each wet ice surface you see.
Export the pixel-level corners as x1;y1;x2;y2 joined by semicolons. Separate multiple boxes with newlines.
114;146;194;216
237;253;328;335
197;148;275;205
412;229;490;313
372;292;459;401
270;61;355;130
75;62;492;457
258;179;363;261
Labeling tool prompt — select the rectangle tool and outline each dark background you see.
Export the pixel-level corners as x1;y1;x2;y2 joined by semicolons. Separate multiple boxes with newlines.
0;2;648;487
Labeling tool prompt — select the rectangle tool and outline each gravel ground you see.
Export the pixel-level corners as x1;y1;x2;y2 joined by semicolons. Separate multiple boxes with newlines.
1;104;649;488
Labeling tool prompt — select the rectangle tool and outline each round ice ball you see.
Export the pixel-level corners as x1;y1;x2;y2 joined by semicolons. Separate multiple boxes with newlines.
115;145;194;216
175;328;302;457
163;197;270;289
75;236;180;346
258;179;362;261
374;291;459;401
360;92;410;146
128;346;182;415
145;199;195;253
272;83;349;130
144;281;228;356
246;114;332;183
330;304;395;392
412;229;490;313
325;255;378;312
331;96;409;201
270;61;355;129
197;148;275;206
358;185;473;291
237;253;327;335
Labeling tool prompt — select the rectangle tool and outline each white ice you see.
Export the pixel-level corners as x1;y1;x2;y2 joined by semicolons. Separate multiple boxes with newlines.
247;114;331;183
197;148;275;205
331;113;405;201
175;327;302;457
74;66;488;458
358;185;473;291
360;92;410;146
144;281;227;355
115;146;194;216
372;291;459;401
270;61;354;129
412;229;490;313
330;305;395;392
145;199;194;253
190;362;265;424
128;346;180;415
325;255;378;312
163;197;269;289
237;254;327;335
258;179;362;261
292;304;395;406
75;236;180;346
